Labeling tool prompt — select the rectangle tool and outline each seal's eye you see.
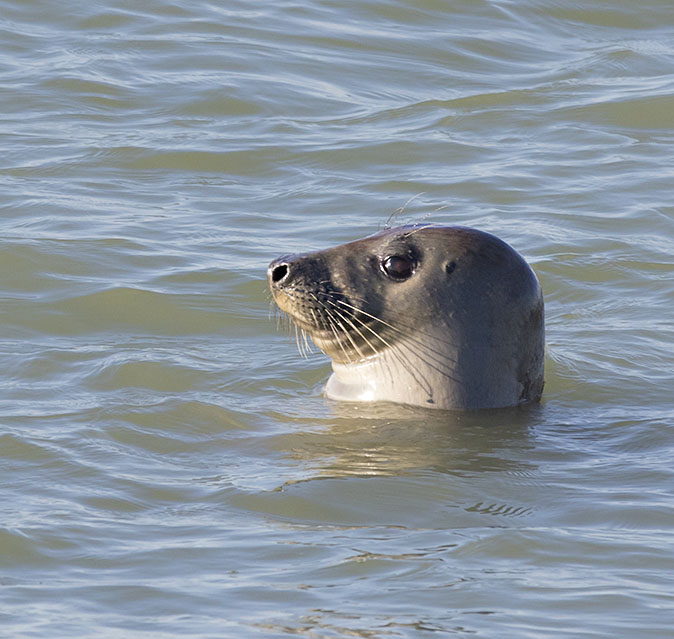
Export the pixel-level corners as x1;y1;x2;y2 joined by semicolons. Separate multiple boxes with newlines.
381;255;415;281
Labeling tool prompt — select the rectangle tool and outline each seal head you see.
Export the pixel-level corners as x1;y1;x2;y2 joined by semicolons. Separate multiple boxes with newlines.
268;225;544;410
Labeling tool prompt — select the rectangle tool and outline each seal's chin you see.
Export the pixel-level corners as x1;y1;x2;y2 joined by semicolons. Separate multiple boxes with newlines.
309;331;366;364
271;289;381;364
270;292;315;333
282;310;372;364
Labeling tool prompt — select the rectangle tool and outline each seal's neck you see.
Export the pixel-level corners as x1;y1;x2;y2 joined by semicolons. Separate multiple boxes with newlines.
326;358;384;404
324;334;528;410
325;346;469;409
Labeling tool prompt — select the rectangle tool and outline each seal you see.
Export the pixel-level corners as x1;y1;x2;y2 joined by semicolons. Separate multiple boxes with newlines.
267;224;544;410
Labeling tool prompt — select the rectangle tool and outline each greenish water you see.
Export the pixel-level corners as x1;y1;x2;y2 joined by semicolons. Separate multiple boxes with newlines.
1;1;673;637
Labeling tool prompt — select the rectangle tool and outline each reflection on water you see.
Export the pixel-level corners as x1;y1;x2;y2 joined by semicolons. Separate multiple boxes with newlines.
280;405;539;479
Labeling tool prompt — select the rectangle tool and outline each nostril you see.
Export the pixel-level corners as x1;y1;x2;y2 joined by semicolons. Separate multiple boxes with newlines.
271;263;289;284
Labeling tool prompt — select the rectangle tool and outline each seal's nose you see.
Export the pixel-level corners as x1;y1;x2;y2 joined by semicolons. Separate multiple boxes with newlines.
267;257;293;287
270;262;288;284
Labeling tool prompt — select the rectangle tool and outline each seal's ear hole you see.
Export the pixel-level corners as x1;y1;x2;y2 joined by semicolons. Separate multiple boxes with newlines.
445;261;457;275
381;255;415;281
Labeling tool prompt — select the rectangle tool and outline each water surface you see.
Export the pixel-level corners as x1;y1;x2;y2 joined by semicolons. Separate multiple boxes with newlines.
1;0;673;637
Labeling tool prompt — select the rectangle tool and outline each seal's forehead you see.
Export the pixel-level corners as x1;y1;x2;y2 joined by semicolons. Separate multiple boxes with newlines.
347;225;524;270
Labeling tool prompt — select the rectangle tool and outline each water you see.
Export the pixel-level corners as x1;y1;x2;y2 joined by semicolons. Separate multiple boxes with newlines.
1;0;673;637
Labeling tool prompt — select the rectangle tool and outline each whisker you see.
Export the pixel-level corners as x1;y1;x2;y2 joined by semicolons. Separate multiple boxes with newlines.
385;192;427;229
271;271;463;395
309;293;354;365
330;300;444;396
333;296;459;357
322;298;381;359
294;323;308;359
325;294;463;386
